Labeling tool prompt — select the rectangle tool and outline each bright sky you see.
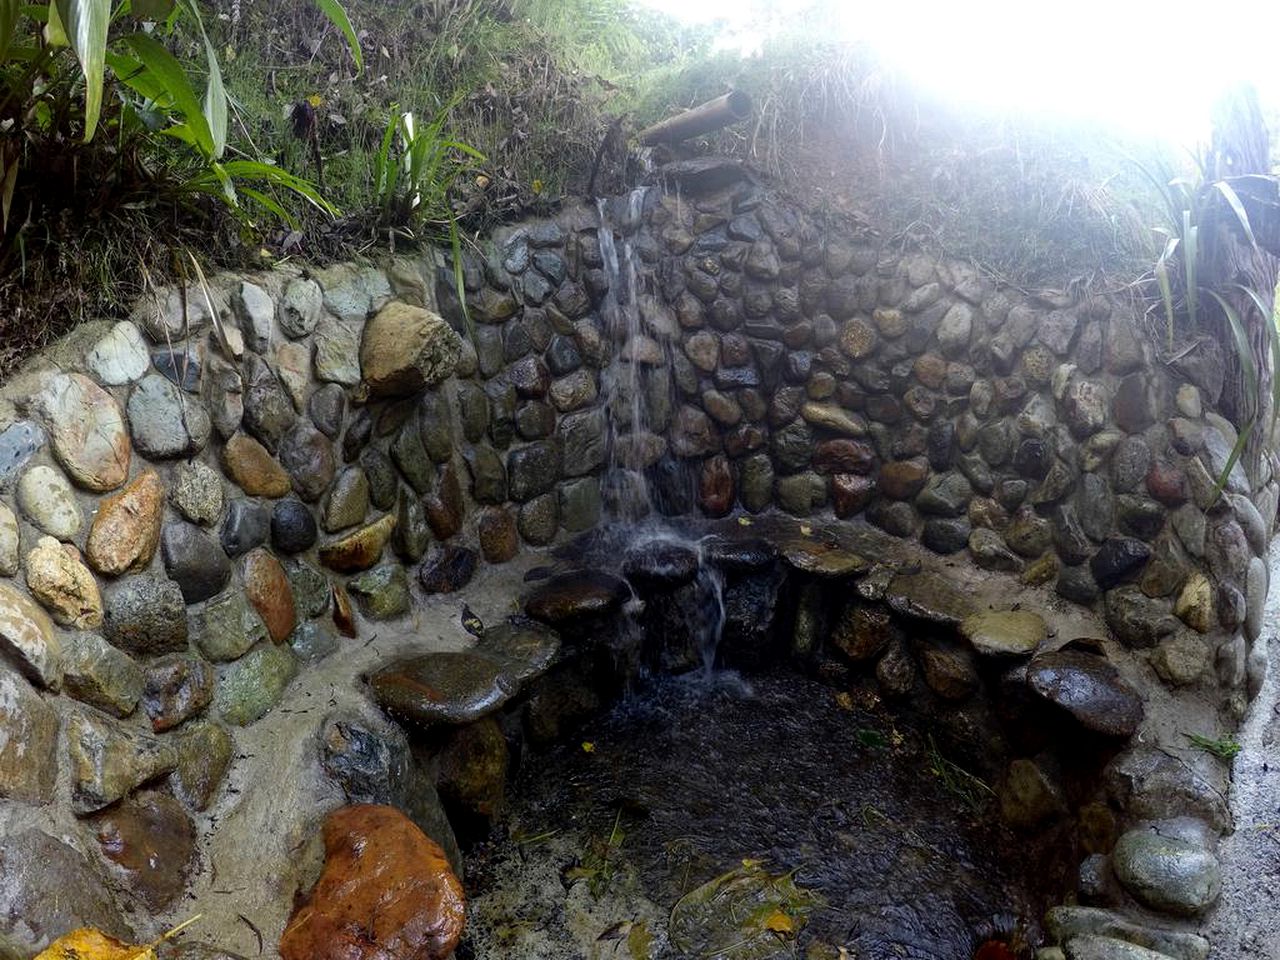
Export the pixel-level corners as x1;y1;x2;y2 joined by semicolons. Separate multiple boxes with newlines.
637;0;1280;148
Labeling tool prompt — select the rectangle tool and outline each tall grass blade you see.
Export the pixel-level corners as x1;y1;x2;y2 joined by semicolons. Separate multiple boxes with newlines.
450;216;475;345
122;32;214;156
1183;213;1198;328
1214;180;1259;251
1230;281;1280;435
1203;288;1259;497
1155;236;1178;351
311;0;362;73
55;0;110;140
0;0;20;63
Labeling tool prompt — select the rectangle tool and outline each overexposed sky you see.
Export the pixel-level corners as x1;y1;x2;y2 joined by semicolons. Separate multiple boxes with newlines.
636;0;1280;147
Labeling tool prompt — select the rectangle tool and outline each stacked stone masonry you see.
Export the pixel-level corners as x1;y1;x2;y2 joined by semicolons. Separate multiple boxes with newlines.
0;175;1272;959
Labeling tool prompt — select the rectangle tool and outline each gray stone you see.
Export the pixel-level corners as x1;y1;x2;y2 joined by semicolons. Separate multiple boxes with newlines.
508;440;562;501
559;477;601;533
171;461;224;526
417;391;454;463
969;528;1023;572
1200;426;1249;495
392;490;431;561
1112;436;1152;491
29;373;132;492
323;467;370;533
62;633;143;717
235;281;275;351
161;521;232;603
1064;379;1109;439
87;320;150;385
464;445;507;505
313;317;362;386
558;408;607;477
1104;587;1179;649
1112;829;1221;916
1104;746;1231;837
915;472;972;517
1037;309;1079;354
1246;555;1268;643
279;277;322;338
0;421;45;491
1058;564;1100;603
936;302;973;356
390;418;434;494
0;582;62;689
317;263;391;322
67;708;177;812
1227;493;1267;555
104;575;189;655
347;564;411;620
1027;649;1143;737
278;420;336;502
285;559;330;619
152;341;203;392
1047;907;1208;960
128;372;211;458
288;620;338;663
17;464;81;539
241;354;296;453
1063;936;1186;960
922;517;971;554
308;382;347;438
196;589;269;662
0;663;59;801
219;498;269;557
214;644;298;726
517;493;559;545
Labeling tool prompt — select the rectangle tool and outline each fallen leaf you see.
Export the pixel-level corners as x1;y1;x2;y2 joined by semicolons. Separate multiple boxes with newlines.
582;741;596;753
762;911;794;933
737;516;753;526
35;929;151;960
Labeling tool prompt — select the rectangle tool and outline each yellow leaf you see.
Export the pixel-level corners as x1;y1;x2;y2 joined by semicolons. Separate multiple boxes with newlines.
531;179;544;194
737;516;753;526
762;911;794;934
581;741;595;753
35;929;152;960
799;524;812;536
834;691;854;711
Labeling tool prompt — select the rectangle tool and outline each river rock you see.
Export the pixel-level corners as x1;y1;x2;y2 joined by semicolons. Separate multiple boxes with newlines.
278;421;336;502
418;545;478;594
87;320;150;385
171;461;225;526
885;571;976;624
960;610;1046;657
88;787;197;911
197;588;269;662
222;432;290;497
30;372;131;490
319;514;396;573
128;372;211;458
25;536;102;629
370;651;517;728
0;581;62;689
17;464;81;539
1091;537;1151;590
241;354;297;453
348;565;411;620
1027;649;1143;737
0;503;15;578
360;302;462;398
0;663;59;801
215;643;297;725
161;521;232;602
623;540;699;591
141;655;213;732
219;498;270;557
1112;829;1221;916
1103;746;1231;834
62;632;143;717
85;469;164;575
1151;631;1210;686
67;707;177;813
523;570;629;625
278;804;465;960
270;498;318;554
171;720;234;812
323;467;371;532
103;575;189;656
242;547;297;642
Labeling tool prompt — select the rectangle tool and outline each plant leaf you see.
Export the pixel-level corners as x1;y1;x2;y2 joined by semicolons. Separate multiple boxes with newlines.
1183;214;1198;328
122;32;213;156
311;0;362;72
1230;282;1280;435
1214;179;1258;251
0;152;18;232
55;0;111;140
0;0;21;63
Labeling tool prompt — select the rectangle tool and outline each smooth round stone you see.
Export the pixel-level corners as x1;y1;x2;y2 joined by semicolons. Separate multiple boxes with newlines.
319;515;396;573
309;383;347;439
701;536;779;572
523;571;629;625
220;498;270;557
214;644;297;726
196;589;269;662
161;522;232;603
1112;829;1221;917
172;720;234;813
30;372;132;491
418;545;478;594
960;610;1047;657
921;517;971;554
347;564;411;620
278;421;336;502
322;467;370;533
103;576;189;656
271;498;318;554
781;539;868;577
242;548;297;643
1027;649;1144;737
17;464;82;539
1090;536;1152;590
622;540;699;591
242;355;297;453
171;461;225;526
25;536;102;629
0;420;46;490
87;320;150;385
369;651;518;727
478;618;561;683
359;449;399;510
127;372;211;459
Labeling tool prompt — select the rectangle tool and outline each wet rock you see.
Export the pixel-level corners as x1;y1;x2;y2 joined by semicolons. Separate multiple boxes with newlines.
0;508;14;577
278;421;336;502
968;528;1023;572
348;564;411;620
1064;379;1109;439
559;477;602;533
1173;572;1213;632
1046;907;1209;960
196;588;269;662
1090;537;1151;590
424;461;464;539
128;372;211;459
319;514;397;573
800;402;866;436
1146;460;1188;506
242;547;297;642
0;664;59;801
916;471;972;516
1112;830;1220;917
222;431;290;497
1103;746;1231;835
879;458;929;500
1103;587;1178;649
1027;649;1143;737
62;633;143;717
781;539;867;578
141;655;213;732
215;643;297;725
372;648;519;729
152;341;204;393
623;540;699;592
171;721;233;813
88;320;151;385
1113;374;1155;433
242;354;297;453
1057;564;1100;603
876;638;916;698
17;463;81;539
885;571;977;624
830;605;892;662
524;570;629;626
0;420;45;491
0;828;135;949
31;372;132;490
271;498;318;554
960;610;1046;657
219;497;269;558
1206;517;1250;582
517;493;559;545
392;491;431;561
67;708;177;812
437;716;508;825
25;536;102;629
917;643;979;699
559;408;607;477
171;461;224;526
161;521;231;602
671;404;721;457
104;575;188;656
1000;757;1067;829
414;540;478;594
360;302;461;398
278;804;465;960
308;383;347;440
322;467;370;533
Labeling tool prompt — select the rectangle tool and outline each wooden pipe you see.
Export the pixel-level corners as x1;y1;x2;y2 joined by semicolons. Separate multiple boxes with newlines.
638;91;752;146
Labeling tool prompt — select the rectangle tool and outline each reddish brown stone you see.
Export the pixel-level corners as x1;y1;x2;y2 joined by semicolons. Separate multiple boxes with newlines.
223;432;291;497
1146;459;1189;506
813;438;876;475
723;424;766;458
242;547;297;642
878;458;930;500
832;473;876;518
333;584;357;638
142;655;213;732
280;804;465;960
86;469;165;575
426;462;464;540
90;788;197;911
698;456;734;517
477;508;518;563
913;353;947;389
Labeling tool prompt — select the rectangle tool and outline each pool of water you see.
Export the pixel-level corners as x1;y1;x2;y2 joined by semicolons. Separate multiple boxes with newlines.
462;670;1045;959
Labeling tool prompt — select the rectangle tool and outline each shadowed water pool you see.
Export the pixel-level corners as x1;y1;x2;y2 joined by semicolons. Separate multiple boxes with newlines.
462;670;1045;959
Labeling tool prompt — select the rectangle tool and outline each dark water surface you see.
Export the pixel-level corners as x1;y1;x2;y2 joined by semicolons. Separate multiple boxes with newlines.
464;671;1043;959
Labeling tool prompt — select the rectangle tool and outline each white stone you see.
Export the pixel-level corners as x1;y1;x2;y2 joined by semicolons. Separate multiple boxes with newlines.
86;321;150;385
236;281;275;352
1176;384;1202;419
17;464;81;540
1246;556;1268;643
0;503;17;576
280;277;323;338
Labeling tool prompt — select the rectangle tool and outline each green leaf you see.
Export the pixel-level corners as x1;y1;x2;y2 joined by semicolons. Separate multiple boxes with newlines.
450;216;475;345
311;0;362;72
1230;282;1280;436
175;0;226;158
1183;213;1198;328
0;0;21;63
130;0;173;18
239;185;297;228
55;0;111;140
1155;236;1178;351
121;32;213;156
1202;288;1259;500
1214;179;1258;251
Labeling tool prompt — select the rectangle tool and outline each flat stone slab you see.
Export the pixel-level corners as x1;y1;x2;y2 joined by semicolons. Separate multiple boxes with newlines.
523;571;630;625
369;651;519;727
959;610;1047;657
700;535;778;572
478;618;561;684
622;540;699;591
1027;649;1144;738
781;538;868;578
885;571;978;624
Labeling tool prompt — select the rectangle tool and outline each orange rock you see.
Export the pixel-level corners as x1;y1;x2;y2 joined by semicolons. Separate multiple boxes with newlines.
242;547;296;642
222;432;291;497
332;583;357;638
318;514;396;573
280;804;465;960
86;470;164;575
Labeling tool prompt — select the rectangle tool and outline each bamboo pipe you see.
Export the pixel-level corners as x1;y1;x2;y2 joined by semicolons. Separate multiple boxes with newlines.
638;91;752;146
